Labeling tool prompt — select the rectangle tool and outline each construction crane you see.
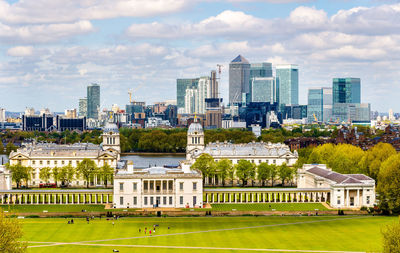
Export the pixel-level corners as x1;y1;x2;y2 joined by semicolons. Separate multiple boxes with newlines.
128;83;145;104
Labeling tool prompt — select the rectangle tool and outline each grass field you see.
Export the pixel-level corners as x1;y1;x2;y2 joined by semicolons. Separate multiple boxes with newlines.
0;205;140;213
210;203;329;211
22;215;395;253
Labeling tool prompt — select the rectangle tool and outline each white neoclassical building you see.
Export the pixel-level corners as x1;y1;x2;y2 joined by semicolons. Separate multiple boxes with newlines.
186;120;298;166
0;165;11;190
113;161;203;208
297;164;375;208
8;122;120;187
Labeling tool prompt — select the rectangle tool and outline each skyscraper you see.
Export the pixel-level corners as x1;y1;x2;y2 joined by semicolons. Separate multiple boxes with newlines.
229;55;250;105
307;87;332;123
87;83;100;119
176;78;199;112
276;64;299;107
184;76;210;114
79;98;87;117
332;78;361;104
249;62;273;102
205;70;223;129
251;77;275;103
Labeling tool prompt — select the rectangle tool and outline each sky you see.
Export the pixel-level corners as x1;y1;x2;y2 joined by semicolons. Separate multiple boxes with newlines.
1;0;400;112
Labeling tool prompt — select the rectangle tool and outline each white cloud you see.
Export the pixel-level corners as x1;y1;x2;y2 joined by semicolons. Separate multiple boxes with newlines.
7;46;33;56
0;20;94;43
0;0;190;24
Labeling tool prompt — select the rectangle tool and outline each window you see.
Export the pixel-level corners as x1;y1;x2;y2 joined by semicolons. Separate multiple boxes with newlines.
163;196;167;205
337;199;341;205
47;161;50;165
193;196;197;205
62;161;65;165
54;161;57;165
76;181;79;185
366;196;370;204
133;197;137;205
168;181;173;190
69;161;72;165
133;183;137;191
32;161;36;165
144;197;148;205
180;196;183;205
259;160;262;164
150;197;154;205
120;197;124;205
193;182;197;190
180;182;184;190
169;197;173;205
119;183;124;191
273;160;276;164
144;181;148;190
39;161;43;165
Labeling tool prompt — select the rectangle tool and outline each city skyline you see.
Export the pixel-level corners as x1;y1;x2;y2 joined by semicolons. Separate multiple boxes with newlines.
1;0;400;111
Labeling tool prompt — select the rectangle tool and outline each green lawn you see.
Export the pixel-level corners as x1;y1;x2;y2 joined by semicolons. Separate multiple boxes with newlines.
211;203;329;211
0;204;107;213
22;216;394;253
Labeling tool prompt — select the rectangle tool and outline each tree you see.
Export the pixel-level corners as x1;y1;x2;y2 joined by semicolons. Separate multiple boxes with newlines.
377;153;400;213
191;154;215;185
5;142;17;155
358;143;396;181
99;164;114;187
0;139;5;154
216;159;232;186
278;163;293;186
235;160;255;187
52;167;61;187
77;158;97;188
257;163;271;186
269;164;278;187
381;221;400;253
0;211;26;252
6;164;29;189
59;165;75;186
39;167;51;183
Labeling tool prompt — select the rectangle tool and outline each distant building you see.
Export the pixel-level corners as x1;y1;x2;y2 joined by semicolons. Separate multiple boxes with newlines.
283;105;307;120
0;165;11;190
205;70;222;129
0;108;5;122
251;77;275;103
229;55;250;105
333;78;360;104
249;62;273;102
276;64;299;108
22;114;54;131
65;109;77;119
87;83;100;119
146;117;171;128
176;78;199;111
298;164;375;208
307;87;332;123
79;98;87;117
56;115;87;132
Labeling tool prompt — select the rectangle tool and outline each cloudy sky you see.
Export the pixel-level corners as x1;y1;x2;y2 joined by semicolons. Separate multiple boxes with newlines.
1;0;400;112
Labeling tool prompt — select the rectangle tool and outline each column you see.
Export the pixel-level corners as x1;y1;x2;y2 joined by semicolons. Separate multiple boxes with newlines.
106;194;109;203
356;189;360;207
346;189;349;207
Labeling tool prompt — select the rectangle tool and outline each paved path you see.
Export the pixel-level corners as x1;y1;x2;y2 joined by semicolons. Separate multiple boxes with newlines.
27;216;367;252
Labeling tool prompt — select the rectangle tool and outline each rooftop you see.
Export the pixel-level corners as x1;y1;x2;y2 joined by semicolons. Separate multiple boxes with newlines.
231;55;249;64
305;165;374;185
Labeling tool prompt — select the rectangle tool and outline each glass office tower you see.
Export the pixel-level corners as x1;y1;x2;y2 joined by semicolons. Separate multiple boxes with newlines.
251;77;275;103
276;64;299;108
332;78;360;104
87;83;100;119
307;87;332;123
249;62;272;102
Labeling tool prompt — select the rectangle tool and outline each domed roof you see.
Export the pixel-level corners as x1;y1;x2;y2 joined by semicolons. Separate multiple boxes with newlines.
103;122;119;133
188;122;203;134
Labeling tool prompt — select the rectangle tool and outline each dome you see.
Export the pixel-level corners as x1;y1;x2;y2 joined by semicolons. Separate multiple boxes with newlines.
188;122;203;134
103;122;119;133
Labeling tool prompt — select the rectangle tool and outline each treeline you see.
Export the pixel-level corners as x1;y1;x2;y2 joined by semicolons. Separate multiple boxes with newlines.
6;158;113;189
192;154;296;187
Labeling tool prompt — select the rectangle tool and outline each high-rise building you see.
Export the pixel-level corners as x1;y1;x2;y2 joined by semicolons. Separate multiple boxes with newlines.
229;55;250;105
307;87;332;123
205;70;223;129
176;78;199;111
332;78;360;104
87;83;100;119
249;63;273;102
276;64;299;107
65;109;77;119
389;109;395;121
0;108;5;122
79;98;87;117
251;77;275;103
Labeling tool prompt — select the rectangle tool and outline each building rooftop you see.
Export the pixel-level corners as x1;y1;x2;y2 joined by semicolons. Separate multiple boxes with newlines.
200;142;297;158
305;165;374;185
231;55;249;64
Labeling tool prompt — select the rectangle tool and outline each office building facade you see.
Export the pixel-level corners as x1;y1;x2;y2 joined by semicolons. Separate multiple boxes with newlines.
87;83;100;119
251;77;275;103
176;78;199;111
229;55;250;105
333;78;360;104
79;98;87;117
307;87;332;123
276;65;299;107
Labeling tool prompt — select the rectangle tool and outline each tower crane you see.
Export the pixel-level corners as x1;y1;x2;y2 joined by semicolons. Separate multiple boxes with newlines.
128;83;145;104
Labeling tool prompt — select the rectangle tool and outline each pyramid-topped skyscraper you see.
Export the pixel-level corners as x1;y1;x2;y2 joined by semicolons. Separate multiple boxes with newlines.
229;55;250;105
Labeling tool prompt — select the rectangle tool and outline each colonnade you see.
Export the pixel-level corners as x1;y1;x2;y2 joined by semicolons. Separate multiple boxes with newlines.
204;189;330;204
0;190;113;205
